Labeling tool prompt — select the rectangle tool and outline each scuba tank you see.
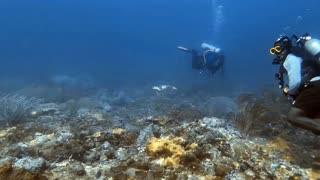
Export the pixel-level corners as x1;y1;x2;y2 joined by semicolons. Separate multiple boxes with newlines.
293;33;320;62
201;43;221;52
304;38;320;58
201;43;216;50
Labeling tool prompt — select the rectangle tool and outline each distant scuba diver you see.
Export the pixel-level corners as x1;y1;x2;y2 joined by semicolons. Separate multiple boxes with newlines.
177;43;225;75
270;33;320;134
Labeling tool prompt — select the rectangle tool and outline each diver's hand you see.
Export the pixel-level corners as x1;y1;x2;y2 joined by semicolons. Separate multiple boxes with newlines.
282;87;295;102
283;87;289;95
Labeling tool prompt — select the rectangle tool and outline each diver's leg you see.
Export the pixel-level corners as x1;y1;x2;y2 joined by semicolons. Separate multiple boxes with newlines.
287;107;320;134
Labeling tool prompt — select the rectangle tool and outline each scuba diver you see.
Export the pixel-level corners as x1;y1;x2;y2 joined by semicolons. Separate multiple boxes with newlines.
177;43;225;75
270;33;320;134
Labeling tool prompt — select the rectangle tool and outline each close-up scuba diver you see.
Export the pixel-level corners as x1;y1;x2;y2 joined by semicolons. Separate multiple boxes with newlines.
270;33;320;134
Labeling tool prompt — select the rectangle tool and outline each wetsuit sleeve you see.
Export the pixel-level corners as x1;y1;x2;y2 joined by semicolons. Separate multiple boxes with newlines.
283;54;303;95
208;53;224;75
192;50;204;70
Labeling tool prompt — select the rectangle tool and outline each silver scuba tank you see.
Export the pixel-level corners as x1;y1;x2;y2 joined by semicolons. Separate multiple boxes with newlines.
296;34;320;63
304;38;320;57
201;43;221;53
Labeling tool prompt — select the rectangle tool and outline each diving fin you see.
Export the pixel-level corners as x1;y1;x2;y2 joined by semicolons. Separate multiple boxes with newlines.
177;46;192;53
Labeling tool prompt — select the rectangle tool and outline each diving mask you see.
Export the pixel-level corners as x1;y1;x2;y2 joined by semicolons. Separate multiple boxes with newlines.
270;45;282;55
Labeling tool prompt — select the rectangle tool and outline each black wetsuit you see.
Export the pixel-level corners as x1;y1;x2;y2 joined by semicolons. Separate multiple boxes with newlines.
191;50;225;75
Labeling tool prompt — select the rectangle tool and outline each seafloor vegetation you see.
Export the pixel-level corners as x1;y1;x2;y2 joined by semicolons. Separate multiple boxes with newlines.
0;80;319;180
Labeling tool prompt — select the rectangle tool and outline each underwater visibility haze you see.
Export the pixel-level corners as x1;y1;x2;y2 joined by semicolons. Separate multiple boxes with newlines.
0;0;318;89
0;0;319;179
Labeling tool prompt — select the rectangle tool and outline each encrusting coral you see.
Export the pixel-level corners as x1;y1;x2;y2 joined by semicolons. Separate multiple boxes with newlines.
0;163;47;180
146;137;198;168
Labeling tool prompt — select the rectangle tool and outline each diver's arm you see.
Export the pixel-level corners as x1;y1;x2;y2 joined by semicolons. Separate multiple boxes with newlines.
211;54;225;75
177;46;194;53
283;54;303;95
192;55;204;70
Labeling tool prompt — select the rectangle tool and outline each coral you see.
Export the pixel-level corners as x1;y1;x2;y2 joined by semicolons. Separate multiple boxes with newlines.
264;138;293;162
201;96;238;117
0;94;42;126
309;169;320;180
1;125;54;148
32;103;59;117
39;139;90;163
167;107;205;123
0;163;47;180
112;128;126;136
146;137;198;168
234;94;267;135
14;157;46;173
234;91;289;136
105;130;139;147
0;86;317;179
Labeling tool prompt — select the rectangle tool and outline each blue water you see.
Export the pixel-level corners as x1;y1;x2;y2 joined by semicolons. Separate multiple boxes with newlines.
0;0;319;91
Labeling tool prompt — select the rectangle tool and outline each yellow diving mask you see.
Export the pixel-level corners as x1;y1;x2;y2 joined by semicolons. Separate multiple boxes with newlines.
269;45;282;55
